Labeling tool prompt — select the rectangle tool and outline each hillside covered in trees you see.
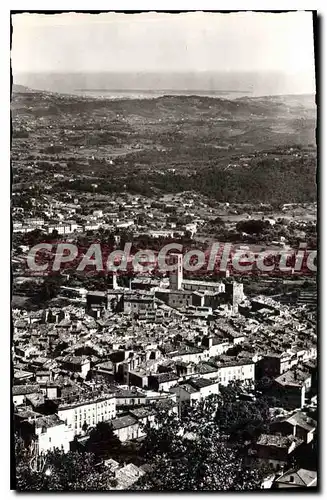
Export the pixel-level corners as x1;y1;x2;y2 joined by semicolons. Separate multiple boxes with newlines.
12;89;316;205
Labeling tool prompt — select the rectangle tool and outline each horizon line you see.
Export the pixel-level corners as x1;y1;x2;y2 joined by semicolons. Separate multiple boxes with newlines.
13;69;314;75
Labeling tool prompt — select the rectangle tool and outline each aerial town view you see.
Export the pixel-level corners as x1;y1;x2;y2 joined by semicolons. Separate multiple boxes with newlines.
11;11;318;491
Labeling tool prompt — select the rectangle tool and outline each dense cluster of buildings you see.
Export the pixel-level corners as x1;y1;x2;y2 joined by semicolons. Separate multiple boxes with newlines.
13;256;317;487
12;190;210;238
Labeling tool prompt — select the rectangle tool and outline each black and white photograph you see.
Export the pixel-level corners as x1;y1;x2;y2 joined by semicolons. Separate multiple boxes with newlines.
10;9;318;492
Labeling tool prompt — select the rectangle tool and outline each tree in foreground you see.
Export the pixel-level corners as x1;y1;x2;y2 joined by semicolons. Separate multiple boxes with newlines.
15;443;116;491
86;421;122;460
134;406;268;491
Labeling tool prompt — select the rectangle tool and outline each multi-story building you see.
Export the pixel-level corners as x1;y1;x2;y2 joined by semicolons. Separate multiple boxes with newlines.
59;355;91;379
57;393;116;435
202;336;232;357
273;369;310;410
256;352;298;379
170;378;219;405
122;292;156;316
47;221;78;235
34;415;74;454
183;279;225;294
25;218;45;227
270;411;317;445
214;359;255;386
248;434;303;471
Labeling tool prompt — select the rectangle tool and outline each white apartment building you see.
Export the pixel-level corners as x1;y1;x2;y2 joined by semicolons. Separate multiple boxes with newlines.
35;415;74;454
170;378;219;405
57;394;116;435
216;361;255;386
47;222;78;235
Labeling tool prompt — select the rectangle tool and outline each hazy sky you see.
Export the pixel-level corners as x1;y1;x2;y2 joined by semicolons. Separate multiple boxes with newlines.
11;11;315;93
12;11;315;71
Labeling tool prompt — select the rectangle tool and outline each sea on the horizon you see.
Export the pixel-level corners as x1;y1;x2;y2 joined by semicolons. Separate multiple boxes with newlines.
71;89;253;100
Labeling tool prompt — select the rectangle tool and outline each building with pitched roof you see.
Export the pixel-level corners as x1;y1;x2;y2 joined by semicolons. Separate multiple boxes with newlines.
274;468;317;488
